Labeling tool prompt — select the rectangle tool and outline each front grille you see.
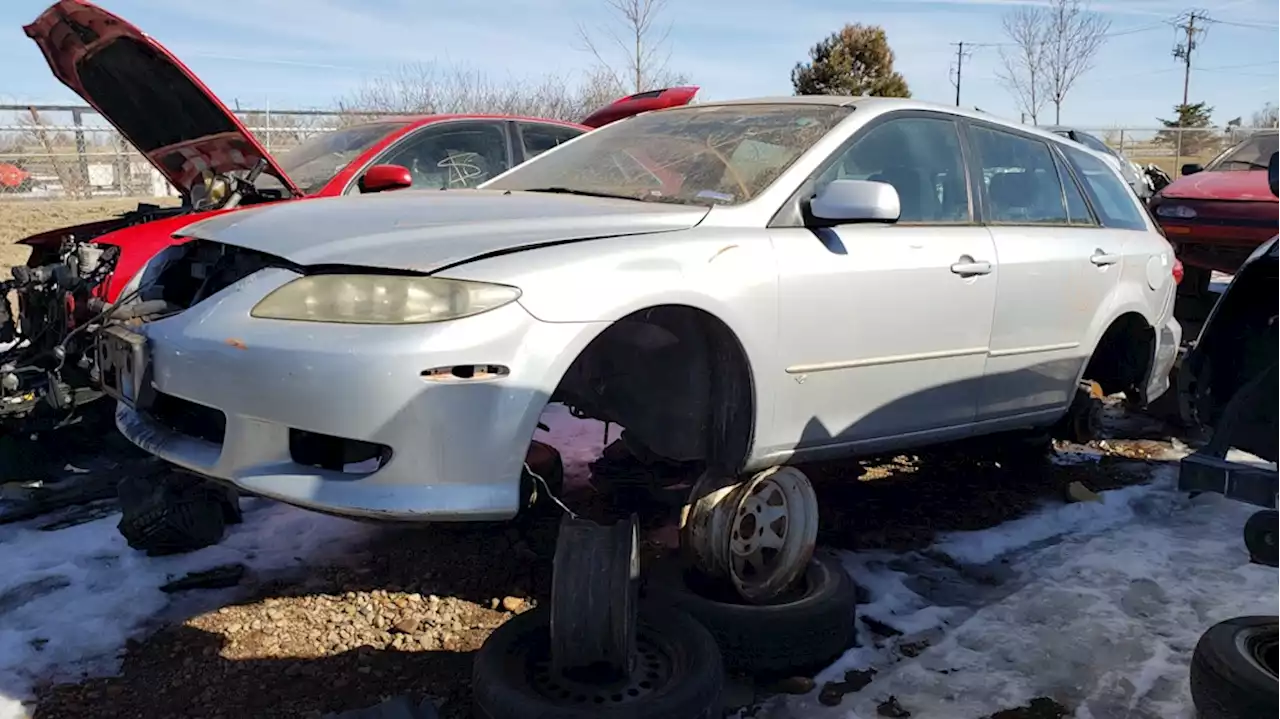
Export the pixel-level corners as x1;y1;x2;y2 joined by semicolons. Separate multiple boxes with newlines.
146;391;226;444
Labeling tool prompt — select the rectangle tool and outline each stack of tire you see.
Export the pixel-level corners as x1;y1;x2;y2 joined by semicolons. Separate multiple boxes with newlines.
471;552;858;718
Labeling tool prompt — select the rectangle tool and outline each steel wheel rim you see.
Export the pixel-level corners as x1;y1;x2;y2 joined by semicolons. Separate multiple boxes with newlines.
529;631;675;705
727;466;818;603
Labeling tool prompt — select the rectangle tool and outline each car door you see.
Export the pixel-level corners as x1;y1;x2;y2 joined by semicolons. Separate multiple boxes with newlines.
514;121;585;162
969;123;1121;421
359;120;513;192
770;113;998;452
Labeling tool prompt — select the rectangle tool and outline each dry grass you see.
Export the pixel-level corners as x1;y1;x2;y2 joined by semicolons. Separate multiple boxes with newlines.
0;197;178;275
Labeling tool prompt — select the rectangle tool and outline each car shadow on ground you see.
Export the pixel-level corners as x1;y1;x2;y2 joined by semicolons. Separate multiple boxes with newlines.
36;622;477;719
26;392;1189;719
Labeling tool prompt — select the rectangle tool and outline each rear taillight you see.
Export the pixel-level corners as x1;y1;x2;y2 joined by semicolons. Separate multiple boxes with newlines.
1172;258;1184;285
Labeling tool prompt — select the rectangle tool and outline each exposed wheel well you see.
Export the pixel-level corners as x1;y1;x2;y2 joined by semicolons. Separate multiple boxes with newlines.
551;305;755;474
1083;312;1155;397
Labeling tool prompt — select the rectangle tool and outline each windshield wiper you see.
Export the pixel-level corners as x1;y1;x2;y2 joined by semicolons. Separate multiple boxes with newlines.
1220;159;1269;170
521;186;645;202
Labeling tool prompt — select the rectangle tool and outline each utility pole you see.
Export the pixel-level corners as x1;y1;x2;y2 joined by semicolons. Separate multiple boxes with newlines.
1172;11;1207;174
949;42;973;107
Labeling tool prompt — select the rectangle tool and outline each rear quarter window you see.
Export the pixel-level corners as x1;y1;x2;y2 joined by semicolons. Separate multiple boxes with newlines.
1064;147;1149;231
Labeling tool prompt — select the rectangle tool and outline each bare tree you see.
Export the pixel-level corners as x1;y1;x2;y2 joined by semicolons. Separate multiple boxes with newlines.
336;62;618;123
1251;102;1279;128
997;6;1051;124
576;0;688;96
1042;0;1111;125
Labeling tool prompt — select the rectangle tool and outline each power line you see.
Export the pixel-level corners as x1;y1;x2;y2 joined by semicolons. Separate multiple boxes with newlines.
1205;18;1280;30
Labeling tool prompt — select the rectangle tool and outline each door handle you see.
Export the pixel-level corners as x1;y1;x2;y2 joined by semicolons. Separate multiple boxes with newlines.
1090;249;1120;266
950;255;993;277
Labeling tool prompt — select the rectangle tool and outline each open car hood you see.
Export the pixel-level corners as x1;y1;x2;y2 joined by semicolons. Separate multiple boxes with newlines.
24;0;300;198
580;86;699;128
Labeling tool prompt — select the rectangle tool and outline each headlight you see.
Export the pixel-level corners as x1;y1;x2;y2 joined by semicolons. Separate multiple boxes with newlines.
250;275;521;324
1155;203;1196;219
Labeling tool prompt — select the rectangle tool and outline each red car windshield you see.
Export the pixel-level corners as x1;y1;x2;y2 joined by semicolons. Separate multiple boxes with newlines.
1206;133;1279;173
484;104;851;206
260;121;410;195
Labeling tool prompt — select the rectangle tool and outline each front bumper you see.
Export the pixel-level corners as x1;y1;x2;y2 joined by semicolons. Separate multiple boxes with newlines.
114;267;601;522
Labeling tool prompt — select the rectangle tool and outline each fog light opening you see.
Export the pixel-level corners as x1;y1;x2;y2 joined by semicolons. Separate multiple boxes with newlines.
420;364;510;382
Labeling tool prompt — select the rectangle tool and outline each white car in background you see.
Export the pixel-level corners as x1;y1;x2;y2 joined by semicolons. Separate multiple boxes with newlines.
1047;126;1153;199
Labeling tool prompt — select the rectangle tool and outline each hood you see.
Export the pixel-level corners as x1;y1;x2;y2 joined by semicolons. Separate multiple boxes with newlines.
1159;169;1277;203
24;0;300;198
177;190;709;273
580;86;699;128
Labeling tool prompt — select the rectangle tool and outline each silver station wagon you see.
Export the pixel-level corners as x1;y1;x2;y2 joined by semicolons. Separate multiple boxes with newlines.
104;96;1180;601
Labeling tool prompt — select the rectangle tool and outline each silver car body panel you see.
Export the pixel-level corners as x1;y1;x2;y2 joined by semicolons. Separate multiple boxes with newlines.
117;97;1181;521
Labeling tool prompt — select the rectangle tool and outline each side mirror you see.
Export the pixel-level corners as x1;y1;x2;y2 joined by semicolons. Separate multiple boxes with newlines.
1180;163;1203;177
809;179;900;224
358;164;413;193
1268;152;1278;198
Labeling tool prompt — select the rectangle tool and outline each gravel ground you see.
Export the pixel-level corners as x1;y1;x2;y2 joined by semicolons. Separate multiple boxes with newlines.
14;398;1195;719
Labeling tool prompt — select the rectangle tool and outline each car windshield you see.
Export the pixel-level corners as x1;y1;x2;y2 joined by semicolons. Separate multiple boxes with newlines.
1206;132;1279;172
259;121;410;195
482;104;852;206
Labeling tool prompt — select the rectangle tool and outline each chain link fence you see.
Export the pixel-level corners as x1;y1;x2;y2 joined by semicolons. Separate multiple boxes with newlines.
0;104;401;200
0;104;1272;200
1076;125;1270;173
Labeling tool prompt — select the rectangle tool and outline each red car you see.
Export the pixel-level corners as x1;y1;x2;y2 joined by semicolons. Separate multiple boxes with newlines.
2;0;694;430
0;161;33;192
1149;129;1279;297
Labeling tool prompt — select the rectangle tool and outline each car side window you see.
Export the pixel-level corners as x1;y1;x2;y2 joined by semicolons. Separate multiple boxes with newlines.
1053;150;1096;226
377;122;510;190
820;116;972;223
519;123;583;159
1064;147;1149;231
971;126;1069;225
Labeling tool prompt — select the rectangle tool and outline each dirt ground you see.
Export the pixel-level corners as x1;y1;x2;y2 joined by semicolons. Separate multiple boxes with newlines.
21;400;1191;719
0;198;177;274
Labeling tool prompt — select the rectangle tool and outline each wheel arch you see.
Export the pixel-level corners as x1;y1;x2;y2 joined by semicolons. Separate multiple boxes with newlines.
548;302;759;475
1079;309;1157;397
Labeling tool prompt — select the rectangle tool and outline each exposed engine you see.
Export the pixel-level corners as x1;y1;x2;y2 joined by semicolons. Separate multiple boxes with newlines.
0;203;184;431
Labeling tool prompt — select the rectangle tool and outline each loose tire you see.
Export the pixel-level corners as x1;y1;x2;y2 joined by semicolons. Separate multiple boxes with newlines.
472;605;724;719
1189;615;1278;719
646;552;857;676
1243;511;1278;568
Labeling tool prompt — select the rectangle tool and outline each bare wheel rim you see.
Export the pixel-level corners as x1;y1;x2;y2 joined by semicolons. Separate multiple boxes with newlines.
680;471;740;579
529;630;675;705
727;467;818;603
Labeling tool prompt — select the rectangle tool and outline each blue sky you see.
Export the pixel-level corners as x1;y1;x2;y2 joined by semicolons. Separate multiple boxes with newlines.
1;0;1276;129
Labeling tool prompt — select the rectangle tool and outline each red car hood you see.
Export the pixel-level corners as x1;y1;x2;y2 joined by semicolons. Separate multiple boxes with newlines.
24;0;300;198
1159;169;1278;203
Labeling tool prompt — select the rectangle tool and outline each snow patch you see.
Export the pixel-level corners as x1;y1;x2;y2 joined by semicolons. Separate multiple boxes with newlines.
0;500;372;718
756;470;1277;719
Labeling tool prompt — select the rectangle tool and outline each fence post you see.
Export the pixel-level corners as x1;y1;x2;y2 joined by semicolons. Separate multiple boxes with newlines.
1118;129;1126;157
71;107;89;198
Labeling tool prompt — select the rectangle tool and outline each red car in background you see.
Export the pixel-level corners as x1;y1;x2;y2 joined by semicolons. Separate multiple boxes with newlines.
2;0;695;431
0;161;33;192
1149;129;1279;297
